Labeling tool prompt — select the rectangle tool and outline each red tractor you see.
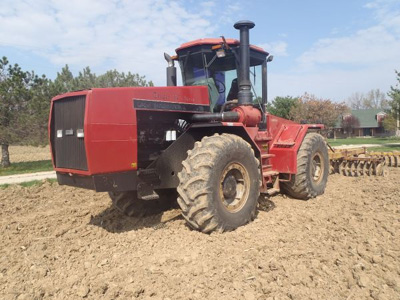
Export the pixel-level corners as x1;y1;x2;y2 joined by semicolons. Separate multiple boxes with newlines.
49;21;329;233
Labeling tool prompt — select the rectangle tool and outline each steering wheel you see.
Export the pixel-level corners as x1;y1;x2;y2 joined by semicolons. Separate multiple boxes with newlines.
214;79;226;94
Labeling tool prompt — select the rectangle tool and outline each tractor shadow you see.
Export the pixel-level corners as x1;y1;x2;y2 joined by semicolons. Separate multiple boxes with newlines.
257;195;276;213
90;195;276;233
89;205;182;233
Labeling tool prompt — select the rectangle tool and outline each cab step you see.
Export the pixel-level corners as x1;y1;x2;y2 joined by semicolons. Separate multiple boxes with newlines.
261;153;275;159
262;170;279;177
266;188;280;196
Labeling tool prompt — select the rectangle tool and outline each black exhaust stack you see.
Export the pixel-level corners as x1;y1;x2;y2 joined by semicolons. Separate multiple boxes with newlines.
234;20;255;105
164;53;177;86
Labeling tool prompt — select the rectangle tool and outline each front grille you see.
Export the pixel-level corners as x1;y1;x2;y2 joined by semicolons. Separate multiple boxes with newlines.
52;95;88;170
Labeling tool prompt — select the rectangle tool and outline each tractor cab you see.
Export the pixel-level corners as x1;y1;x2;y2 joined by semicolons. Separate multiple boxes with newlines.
171;38;271;112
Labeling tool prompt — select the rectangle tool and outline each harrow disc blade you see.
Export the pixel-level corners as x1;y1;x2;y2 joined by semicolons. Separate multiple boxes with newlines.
350;161;358;177
375;162;388;177
339;161;347;176
345;161;353;176
356;161;364;176
393;156;398;167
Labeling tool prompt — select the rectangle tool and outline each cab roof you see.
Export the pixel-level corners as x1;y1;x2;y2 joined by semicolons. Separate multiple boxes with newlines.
175;38;268;55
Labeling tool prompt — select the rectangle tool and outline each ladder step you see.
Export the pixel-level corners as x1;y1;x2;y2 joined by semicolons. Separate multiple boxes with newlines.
261;153;275;159
267;188;280;196
262;165;273;170
273;142;295;147
263;170;279;177
255;133;272;142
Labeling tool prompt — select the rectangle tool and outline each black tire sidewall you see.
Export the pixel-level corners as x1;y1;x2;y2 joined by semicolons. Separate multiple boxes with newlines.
207;141;259;229
303;135;329;196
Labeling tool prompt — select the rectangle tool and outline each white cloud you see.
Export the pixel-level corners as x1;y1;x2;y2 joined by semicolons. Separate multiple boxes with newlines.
274;0;400;101
297;25;400;68
270;64;396;102
1;0;399;102
297;0;400;70
259;41;288;57
0;0;222;84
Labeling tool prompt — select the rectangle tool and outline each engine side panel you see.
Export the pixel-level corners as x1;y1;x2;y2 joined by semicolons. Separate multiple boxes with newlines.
49;86;210;176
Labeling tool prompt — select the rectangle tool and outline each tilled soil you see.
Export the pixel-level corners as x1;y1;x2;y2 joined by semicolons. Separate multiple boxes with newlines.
0;170;399;300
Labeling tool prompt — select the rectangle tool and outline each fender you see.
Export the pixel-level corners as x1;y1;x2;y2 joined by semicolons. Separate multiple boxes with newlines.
269;122;324;174
148;122;262;190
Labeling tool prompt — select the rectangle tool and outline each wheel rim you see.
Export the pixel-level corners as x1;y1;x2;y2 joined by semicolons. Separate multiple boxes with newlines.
219;162;250;213
310;152;324;183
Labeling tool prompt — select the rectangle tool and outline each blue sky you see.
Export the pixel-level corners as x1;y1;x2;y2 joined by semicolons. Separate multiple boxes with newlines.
1;0;400;101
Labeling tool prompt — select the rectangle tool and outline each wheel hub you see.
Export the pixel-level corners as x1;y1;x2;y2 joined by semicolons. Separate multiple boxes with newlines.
219;162;250;213
222;175;237;199
311;152;324;183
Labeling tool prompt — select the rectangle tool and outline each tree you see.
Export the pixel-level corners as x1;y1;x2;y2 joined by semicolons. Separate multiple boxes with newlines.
24;73;53;145
96;70;153;88
289;93;349;129
0;57;42;167
1;58;154;167
365;89;389;110
341;115;360;137
266;96;298;120
74;66;97;90
347;92;364;110
52;65;76;94
388;70;400;135
53;66;154;93
382;114;397;132
347;89;389;110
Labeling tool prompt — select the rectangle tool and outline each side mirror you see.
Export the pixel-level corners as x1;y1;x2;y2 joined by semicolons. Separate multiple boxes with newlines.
164;53;174;67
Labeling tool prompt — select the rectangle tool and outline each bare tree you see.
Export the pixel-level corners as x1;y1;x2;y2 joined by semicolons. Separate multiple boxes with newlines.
347;92;364;110
341;115;360;137
347;89;389;110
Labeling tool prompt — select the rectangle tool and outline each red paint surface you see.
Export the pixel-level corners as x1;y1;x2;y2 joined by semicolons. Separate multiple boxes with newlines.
49;86;210;175
233;106;262;127
176;38;268;54
49;86;323;178
267;114;323;174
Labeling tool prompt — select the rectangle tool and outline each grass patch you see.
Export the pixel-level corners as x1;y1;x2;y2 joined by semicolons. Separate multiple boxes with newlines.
0;160;53;176
327;137;400;147
0;178;57;189
367;144;400;152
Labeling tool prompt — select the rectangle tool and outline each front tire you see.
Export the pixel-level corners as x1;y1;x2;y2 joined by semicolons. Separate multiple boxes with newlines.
177;134;260;233
281;132;329;199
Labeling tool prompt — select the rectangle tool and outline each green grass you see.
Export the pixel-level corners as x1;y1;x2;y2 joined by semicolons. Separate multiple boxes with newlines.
367;144;400;152
0;178;57;189
327;137;400;147
0;160;53;176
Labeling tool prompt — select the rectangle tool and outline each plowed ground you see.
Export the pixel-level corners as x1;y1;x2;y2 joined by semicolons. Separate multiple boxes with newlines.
1;170;399;300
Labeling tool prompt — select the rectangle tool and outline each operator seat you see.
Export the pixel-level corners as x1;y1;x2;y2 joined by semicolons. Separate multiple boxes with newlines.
192;77;219;112
227;78;238;101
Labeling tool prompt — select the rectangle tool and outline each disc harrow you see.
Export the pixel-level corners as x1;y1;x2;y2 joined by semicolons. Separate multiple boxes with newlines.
367;151;400;168
328;147;388;177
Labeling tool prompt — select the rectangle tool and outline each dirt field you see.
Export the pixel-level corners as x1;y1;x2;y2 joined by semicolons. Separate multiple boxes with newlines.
1;170;399;300
8;146;51;163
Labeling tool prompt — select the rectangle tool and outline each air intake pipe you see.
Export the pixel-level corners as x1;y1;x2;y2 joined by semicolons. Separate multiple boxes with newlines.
234;20;255;105
191;111;240;123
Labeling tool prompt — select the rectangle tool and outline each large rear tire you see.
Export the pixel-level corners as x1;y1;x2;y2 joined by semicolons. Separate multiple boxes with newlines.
177;133;260;233
109;189;176;217
281;132;329;200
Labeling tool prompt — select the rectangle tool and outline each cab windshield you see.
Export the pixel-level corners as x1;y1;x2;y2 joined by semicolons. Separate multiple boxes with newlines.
178;47;263;112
